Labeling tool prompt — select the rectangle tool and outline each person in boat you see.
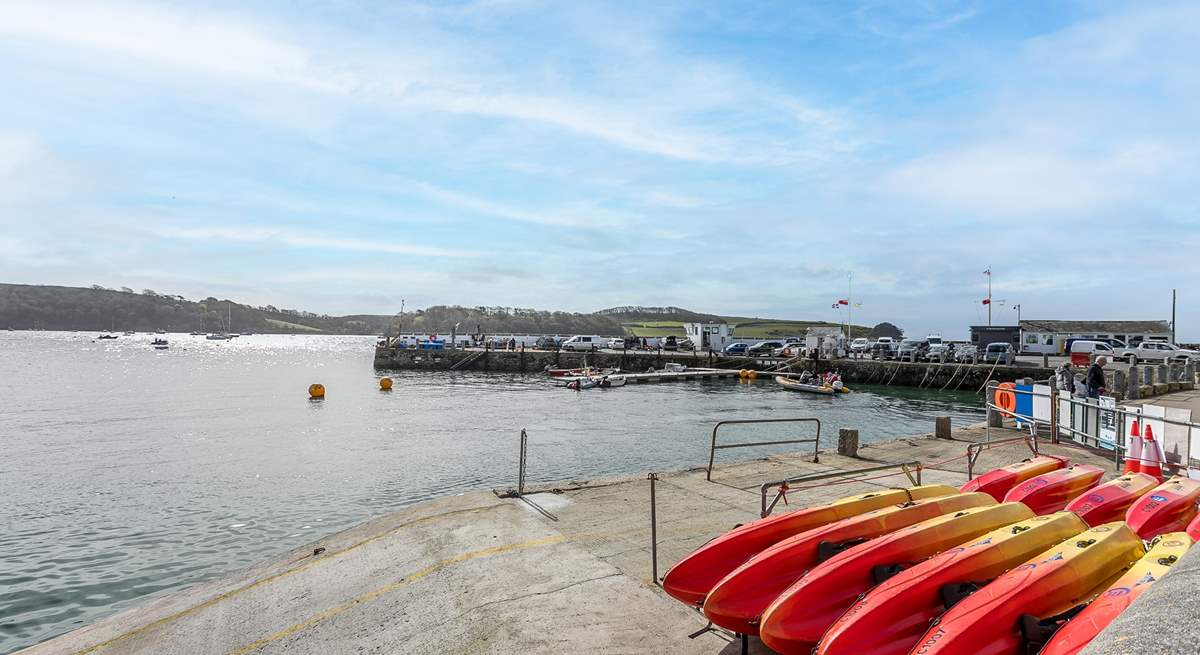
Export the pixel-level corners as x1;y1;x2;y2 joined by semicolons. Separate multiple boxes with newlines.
798;370;813;384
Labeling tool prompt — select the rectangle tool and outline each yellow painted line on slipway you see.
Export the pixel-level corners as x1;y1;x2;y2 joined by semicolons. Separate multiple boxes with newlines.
70;504;521;655
225;534;566;655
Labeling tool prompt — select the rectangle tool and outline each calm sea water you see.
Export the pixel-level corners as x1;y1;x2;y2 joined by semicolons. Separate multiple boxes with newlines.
0;331;983;652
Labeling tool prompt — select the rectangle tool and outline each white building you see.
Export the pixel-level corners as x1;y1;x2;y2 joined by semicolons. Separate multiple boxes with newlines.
1018;320;1172;354
683;322;733;351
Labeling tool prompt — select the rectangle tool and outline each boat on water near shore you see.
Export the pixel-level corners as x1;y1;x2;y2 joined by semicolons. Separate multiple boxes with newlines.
151;338;169;350
776;375;849;395
97;334;119;340
206;333;232;340
598;375;626;388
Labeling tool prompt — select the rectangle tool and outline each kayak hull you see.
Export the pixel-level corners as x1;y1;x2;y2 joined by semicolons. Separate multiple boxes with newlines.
1040;532;1193;655
815;511;1089;655
1002;464;1104;515
1125;477;1200;539
702;492;994;635
960;456;1067;501
911;522;1145;655
759;502;1034;655
662;485;958;606
1064;473;1158;526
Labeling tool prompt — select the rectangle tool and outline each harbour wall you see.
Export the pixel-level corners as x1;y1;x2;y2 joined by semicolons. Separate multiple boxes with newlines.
373;345;1052;389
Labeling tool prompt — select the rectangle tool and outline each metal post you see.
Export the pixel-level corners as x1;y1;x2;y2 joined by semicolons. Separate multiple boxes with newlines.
648;472;659;585
518;429;528;496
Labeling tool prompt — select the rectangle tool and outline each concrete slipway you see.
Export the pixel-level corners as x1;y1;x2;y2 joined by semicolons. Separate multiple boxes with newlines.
20;423;1188;655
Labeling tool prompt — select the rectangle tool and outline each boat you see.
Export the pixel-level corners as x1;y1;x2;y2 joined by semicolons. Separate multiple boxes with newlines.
97;334;119;339
151;338;169;350
1040;532;1193;655
566;378;599;390
597;375;626;388
959;455;1067;500
663;485;959;607
759;502;1034;654
1002;464;1104;515
1125;476;1200;539
775;375;847;395
1064;472;1158;526
816;511;1090;655
155;329;165;334
911;521;1144;655
702;492;994;635
206;333;232;340
189;331;204;336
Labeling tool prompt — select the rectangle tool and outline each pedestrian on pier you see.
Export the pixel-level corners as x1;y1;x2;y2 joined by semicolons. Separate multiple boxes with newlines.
1086;356;1107;398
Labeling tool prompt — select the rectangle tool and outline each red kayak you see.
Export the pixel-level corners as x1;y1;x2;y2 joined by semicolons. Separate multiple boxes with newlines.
662;485;958;606
960;456;1067;501
1125;476;1200;539
1188;512;1200;541
911;522;1144;655
759;502;1033;654
1002;464;1104;515
815;511;1089;655
1040;532;1193;655
1064;472;1158;526
702;492;993;635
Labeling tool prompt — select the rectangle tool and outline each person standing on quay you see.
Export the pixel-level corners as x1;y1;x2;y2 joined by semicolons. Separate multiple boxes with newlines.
1086;356;1107;398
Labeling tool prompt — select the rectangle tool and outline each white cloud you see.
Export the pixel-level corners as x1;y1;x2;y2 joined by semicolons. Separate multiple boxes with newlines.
156;226;481;258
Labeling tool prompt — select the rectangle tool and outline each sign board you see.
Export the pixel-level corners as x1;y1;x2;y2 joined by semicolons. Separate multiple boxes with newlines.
1098;396;1117;450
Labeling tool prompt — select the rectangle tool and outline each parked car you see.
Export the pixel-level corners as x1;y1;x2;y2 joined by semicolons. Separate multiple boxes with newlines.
1116;341;1200;364
850;338;871;354
983;342;1015;365
772;340;803;356
895;339;923;362
605;337;626;350
663;335;679;351
781;344;807;357
955;345;978;363
748;341;785;356
535;335;561;350
871;340;897;360
1068;340;1116;359
924;343;953;362
724;342;750;356
561;335;601;351
679;338;694;350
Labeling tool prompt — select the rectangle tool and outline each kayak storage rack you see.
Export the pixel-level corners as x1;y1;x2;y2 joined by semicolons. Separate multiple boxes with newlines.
759;461;924;518
706;418;822;481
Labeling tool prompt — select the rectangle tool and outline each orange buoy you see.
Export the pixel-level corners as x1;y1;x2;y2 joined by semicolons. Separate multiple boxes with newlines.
995;382;1017;416
747;370;758;380
308;383;325;399
739;369;748;379
379;377;393;391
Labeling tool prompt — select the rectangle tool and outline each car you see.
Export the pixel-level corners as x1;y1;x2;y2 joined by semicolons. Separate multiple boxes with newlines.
535;336;561;350
662;335;680;351
983;342;1015;365
560;335;602;351
678;338;694;350
723;342;750;356
1116;341;1200;365
895;339;922;362
850;338;871;354
772;340;803;356
748;341;785;356
871;340;896;360
781;344;807;357
924;343;953;362
955;345;978;363
605;337;626;350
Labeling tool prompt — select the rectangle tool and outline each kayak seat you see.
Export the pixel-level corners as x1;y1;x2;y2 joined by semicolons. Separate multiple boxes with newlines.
1017;605;1086;654
816;537;870;562
939;581;982;610
870;562;909;584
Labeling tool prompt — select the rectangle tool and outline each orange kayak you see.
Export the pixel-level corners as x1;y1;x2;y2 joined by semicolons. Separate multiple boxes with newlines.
758;502;1033;654
815;512;1088;655
702;492;993;635
1064;473;1158;526
1125;476;1200;539
1188;513;1200;541
661;485;957;606
1040;532;1193;655
911;522;1144;655
1003;464;1104;515
960;456;1067;501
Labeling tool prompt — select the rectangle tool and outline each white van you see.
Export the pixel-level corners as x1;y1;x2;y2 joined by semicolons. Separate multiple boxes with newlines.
1068;340;1116;357
560;335;602;351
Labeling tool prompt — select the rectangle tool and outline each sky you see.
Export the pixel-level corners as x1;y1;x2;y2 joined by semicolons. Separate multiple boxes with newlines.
1;0;1197;338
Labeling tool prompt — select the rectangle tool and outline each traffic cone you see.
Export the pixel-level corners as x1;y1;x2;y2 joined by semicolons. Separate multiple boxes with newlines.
1141;425;1165;482
1123;419;1143;475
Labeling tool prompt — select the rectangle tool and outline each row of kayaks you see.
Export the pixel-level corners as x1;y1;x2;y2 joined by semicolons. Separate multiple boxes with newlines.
663;455;1200;655
775;375;850;395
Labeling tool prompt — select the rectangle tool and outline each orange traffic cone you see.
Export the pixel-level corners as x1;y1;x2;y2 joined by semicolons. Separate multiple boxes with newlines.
1141;424;1164;482
1123;419;1143;475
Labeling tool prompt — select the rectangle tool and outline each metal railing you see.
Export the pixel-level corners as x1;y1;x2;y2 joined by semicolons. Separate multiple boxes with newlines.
759;461;923;518
984;382;1199;472
966;435;1040;480
706;418;822;480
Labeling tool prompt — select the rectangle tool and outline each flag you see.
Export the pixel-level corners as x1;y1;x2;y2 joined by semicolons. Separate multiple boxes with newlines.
981;299;991;305
837;299;849;305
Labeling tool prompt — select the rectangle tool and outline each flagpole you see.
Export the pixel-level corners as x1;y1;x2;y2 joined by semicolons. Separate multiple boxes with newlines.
847;273;852;342
987;268;992;326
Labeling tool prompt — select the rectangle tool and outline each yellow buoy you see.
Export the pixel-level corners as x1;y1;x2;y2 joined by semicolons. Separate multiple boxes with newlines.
739;369;748;379
308;383;325;399
379;377;393;391
747;370;758;380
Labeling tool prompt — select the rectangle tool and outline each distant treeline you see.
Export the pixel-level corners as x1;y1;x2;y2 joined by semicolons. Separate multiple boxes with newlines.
401;305;625;336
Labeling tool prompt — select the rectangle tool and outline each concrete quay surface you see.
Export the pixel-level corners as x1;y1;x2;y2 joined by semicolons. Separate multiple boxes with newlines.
18;423;1169;655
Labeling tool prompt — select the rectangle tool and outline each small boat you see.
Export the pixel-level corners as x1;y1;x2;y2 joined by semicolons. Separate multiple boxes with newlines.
97;334;119;339
566;378;599;390
598;375;626;388
189;331;204;336
151;338;169;350
123;330;135;336
206;333;232;340
775;375;847;395
155;329;166;334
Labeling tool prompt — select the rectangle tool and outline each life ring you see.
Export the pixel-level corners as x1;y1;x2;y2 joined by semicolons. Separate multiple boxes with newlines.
995;382;1017;416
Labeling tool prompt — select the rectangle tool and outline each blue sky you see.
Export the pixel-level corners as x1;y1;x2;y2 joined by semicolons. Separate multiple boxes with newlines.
1;1;1196;338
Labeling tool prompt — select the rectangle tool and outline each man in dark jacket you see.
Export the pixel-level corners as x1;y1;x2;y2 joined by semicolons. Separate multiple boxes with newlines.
1086;356;1107;398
